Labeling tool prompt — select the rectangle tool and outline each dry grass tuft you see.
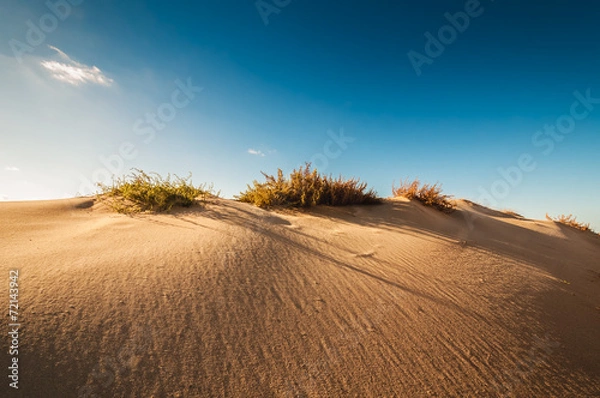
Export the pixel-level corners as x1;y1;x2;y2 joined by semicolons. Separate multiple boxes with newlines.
237;163;381;208
502;209;523;218
392;178;455;213
546;213;596;234
96;169;215;213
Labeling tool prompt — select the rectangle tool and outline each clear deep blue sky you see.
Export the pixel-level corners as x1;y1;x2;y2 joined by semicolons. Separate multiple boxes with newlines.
1;0;599;228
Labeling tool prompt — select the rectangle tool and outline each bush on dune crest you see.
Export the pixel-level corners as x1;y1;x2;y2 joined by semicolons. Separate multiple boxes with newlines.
546;213;596;234
97;169;215;213
237;163;381;208
501;209;523;218
392;178;455;213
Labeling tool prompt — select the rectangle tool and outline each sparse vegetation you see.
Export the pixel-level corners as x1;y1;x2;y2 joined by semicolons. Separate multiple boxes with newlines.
546;213;596;234
392;178;455;213
96;169;215;213
502;209;523;218
237;163;381;208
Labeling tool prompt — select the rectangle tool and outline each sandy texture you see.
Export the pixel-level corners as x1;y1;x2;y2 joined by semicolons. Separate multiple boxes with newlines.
1;197;599;397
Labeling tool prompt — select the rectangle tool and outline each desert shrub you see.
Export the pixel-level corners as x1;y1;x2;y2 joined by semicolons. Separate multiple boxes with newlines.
96;169;215;213
237;163;381;208
392;178;455;212
546;213;595;233
502;209;523;218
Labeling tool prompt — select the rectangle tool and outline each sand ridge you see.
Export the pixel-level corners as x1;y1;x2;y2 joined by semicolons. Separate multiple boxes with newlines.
1;197;599;397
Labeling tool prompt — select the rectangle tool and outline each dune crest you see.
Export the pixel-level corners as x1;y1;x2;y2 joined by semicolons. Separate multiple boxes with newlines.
1;197;599;397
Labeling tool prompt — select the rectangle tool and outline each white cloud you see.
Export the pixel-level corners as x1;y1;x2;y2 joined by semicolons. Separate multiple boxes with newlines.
48;45;69;60
40;46;113;87
4;166;20;171
247;148;265;157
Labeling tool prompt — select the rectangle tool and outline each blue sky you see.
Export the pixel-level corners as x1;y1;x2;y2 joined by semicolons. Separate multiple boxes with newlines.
1;0;599;229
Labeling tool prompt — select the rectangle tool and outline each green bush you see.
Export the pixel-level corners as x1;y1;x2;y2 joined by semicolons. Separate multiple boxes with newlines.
392;178;455;212
96;169;215;213
237;163;381;208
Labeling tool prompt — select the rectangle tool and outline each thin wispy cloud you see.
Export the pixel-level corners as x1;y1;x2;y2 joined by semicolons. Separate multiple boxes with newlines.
247;148;265;157
48;45;70;60
40;46;113;87
5;166;20;171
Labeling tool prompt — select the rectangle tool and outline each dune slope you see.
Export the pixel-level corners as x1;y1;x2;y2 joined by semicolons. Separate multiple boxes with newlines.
1;197;599;397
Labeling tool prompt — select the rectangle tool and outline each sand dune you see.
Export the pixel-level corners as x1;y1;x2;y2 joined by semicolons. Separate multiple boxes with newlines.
1;197;599;397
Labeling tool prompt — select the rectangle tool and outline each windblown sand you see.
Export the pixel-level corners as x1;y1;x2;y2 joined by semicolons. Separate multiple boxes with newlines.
1;197;599;397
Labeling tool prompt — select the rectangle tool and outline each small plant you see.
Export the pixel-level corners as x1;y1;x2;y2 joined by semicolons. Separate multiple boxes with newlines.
502;209;523;218
237;163;381;208
96;169;215;213
546;213;595;233
392;178;455;212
